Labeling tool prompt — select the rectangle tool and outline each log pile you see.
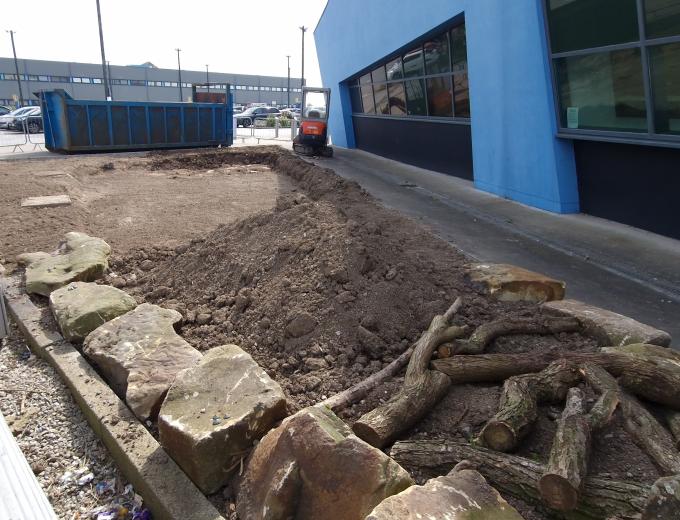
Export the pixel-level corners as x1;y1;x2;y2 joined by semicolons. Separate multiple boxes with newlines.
330;303;680;519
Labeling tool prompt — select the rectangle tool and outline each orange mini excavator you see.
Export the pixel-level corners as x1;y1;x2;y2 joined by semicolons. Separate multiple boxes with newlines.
293;86;334;157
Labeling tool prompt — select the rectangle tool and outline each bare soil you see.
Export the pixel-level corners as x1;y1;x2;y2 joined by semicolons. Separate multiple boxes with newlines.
3;147;663;519
0;152;292;267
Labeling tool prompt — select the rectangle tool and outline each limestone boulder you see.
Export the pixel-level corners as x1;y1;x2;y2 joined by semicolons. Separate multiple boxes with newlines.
643;474;680;520
237;405;413;520
543;299;671;347
19;232;112;296
158;344;288;494
83;303;202;420
467;263;565;302
366;468;524;520
49;282;137;342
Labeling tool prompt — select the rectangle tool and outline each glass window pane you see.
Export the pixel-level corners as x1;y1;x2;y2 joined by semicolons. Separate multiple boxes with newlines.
373;82;389;114
650;42;680;135
350;87;363;113
424;33;451;74
555;49;647;132
403;47;424;78
361;84;375;114
426;76;453;117
388;82;407;115
547;0;639;53
405;79;427;115
386;58;403;80
372;65;387;83
646;0;680;38
453;73;470;117
451;25;468;70
360;73;371;85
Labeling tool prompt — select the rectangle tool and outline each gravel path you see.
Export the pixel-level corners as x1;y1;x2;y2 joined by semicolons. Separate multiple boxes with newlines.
0;324;150;520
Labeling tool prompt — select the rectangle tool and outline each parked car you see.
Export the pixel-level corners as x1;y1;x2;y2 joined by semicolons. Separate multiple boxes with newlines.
236;106;280;127
0;105;13;116
18;109;43;133
9;107;41;131
0;106;36;129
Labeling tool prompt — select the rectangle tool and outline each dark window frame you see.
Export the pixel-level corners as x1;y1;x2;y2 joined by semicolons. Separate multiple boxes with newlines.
345;18;470;125
543;0;680;148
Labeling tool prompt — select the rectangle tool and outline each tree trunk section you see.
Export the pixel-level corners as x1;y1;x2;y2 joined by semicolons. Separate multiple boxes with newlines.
480;360;581;452
445;317;581;356
432;350;680;410
352;298;462;448
390;440;649;520
539;387;591;511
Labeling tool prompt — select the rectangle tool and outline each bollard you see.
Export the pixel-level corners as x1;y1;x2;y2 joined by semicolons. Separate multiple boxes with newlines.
275;118;279;139
291;119;297;141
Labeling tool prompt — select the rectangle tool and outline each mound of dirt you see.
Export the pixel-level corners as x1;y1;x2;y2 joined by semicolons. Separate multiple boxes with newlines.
109;148;661;518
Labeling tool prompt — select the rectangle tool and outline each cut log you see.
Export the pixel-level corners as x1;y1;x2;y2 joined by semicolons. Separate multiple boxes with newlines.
667;410;680;450
538;365;619;512
320;325;468;412
352;298;462;448
580;363;680;475
441;316;581;356
479;360;580;452
539;387;591;511
390;440;649;520
432;349;680;410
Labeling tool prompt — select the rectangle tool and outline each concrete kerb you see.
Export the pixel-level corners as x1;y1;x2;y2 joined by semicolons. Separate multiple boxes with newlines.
1;274;225;520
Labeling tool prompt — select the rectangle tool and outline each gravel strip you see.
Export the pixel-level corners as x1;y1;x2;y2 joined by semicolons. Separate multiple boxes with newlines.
0;323;150;520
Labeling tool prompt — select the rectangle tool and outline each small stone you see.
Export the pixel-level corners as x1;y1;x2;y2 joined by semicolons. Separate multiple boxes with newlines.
196;313;212;325
385;267;398;281
304;358;328;372
139;260;154;272
30;462;45;475
335;291;356;304
285;312;317;338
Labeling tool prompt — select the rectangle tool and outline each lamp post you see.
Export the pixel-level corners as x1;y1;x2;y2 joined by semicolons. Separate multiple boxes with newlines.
206;64;209;93
286;55;291;107
299;26;307;88
107;60;114;100
175;48;183;101
95;0;111;100
6;30;24;107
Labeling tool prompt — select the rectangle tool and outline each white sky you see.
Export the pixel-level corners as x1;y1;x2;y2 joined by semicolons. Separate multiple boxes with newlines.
2;0;327;84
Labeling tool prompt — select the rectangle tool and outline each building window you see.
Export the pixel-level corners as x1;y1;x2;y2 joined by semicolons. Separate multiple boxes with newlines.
347;19;469;121
93;78;102;84
545;0;680;145
130;79;146;86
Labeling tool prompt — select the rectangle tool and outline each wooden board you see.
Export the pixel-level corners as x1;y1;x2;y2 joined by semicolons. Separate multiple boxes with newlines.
20;195;71;208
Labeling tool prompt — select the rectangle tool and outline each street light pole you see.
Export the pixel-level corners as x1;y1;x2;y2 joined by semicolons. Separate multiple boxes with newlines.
286;55;291;107
175;48;183;101
95;0;112;100
299;26;307;88
107;60;114;101
206;64;209;93
6;30;24;107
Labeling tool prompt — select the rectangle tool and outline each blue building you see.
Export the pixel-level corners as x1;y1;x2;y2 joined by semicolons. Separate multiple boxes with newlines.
314;0;680;239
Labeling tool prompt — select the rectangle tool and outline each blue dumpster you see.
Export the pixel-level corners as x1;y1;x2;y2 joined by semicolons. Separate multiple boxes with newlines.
39;89;233;153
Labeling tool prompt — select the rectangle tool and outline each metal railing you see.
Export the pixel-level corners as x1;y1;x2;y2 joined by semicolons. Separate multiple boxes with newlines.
0;122;44;153
234;117;298;144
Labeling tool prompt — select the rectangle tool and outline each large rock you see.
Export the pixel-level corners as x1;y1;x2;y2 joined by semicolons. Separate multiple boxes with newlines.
18;232;112;296
83;303;202;420
49;282;137;342
237;406;413;520
366;468;524;520
467;263;565;302
643;474;680;520
158;345;288;494
543;299;671;347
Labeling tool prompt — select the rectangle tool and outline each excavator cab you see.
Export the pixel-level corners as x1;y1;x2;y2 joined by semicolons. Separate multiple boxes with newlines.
293;86;333;157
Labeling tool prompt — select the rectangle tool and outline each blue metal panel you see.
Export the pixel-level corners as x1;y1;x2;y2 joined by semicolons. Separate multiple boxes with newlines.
314;0;579;214
39;89;233;153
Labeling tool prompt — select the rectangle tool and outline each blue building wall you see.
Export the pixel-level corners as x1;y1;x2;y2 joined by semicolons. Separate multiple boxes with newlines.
314;0;580;213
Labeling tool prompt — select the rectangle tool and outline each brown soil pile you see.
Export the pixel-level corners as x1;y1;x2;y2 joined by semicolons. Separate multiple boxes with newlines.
110;148;661;517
